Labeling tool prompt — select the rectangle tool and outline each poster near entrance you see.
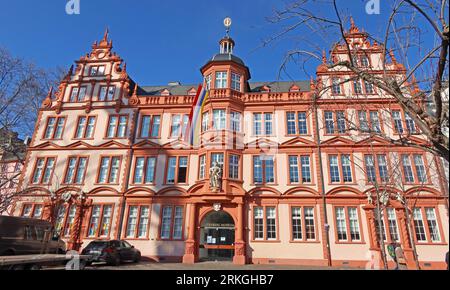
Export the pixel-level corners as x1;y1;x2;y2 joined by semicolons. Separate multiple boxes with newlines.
199;211;235;261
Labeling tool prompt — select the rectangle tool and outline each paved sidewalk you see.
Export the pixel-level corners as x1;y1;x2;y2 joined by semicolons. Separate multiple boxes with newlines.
85;261;361;270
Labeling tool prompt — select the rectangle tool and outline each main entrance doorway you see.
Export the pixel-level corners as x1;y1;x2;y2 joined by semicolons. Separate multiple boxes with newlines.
199;211;235;261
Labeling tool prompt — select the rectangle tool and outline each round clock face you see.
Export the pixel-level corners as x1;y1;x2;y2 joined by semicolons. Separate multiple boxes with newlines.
224;17;232;28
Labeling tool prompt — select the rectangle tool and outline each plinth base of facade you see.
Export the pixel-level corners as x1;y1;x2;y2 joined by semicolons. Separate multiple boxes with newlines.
232;255;246;265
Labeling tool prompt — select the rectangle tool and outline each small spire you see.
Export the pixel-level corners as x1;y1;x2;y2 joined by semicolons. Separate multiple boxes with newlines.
133;83;139;96
102;27;109;42
322;50;327;63
47;86;53;99
411;75;419;91
389;49;397;64
310;77;316;90
350;17;355;28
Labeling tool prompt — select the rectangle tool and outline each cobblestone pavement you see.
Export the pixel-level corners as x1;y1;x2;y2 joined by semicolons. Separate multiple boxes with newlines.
82;261;361;270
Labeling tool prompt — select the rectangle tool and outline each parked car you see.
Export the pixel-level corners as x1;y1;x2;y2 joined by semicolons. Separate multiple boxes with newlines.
81;240;141;266
0;216;66;256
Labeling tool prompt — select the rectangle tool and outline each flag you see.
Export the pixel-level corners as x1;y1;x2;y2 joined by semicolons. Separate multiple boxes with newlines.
185;85;209;147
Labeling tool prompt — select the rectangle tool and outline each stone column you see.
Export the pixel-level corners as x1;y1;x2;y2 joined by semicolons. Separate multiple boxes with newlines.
396;209;417;270
182;203;197;264
363;205;384;269
233;203;246;265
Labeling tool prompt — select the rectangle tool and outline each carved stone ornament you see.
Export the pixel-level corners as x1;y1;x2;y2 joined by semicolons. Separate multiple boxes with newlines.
209;162;222;192
61;192;73;203
213;203;222;212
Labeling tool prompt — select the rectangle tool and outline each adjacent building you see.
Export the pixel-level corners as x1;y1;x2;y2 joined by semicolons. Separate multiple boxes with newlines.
11;22;448;269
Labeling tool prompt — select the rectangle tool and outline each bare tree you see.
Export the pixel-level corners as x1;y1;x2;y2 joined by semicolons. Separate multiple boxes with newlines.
265;0;449;161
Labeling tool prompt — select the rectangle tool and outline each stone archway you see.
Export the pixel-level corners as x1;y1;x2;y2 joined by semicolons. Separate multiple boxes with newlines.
198;210;235;261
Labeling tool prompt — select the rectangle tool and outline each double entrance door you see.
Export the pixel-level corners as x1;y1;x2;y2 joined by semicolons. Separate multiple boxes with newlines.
199;226;235;261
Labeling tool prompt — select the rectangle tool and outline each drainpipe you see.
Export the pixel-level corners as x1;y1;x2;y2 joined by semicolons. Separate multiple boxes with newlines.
313;96;332;267
116;107;139;239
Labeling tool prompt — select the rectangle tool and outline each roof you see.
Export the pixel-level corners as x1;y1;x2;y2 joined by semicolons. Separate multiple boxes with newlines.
209;53;246;66
139;80;310;96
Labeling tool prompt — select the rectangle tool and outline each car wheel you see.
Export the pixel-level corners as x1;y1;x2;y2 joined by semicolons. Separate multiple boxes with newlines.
134;253;141;263
109;255;121;266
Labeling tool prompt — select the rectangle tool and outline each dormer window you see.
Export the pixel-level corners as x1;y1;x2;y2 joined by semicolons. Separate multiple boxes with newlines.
231;72;241;91
215;71;228;89
290;85;300;92
188;88;197;96
161;89;171;96
90;65;105;76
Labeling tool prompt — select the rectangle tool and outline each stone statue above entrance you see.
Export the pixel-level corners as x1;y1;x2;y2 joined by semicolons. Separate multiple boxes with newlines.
209;161;223;192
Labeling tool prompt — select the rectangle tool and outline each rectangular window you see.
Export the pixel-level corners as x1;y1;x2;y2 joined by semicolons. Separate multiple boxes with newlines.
386;208;400;242
139;115;161;138
32;157;55;184
335;207;348;241
300;156;311;183
298;112;308;134
90;65;105;76
377;155;389;182
253;156;263;184
211;153;224;172
369;111;381;133
230;111;241;132
97;156;121;184
88;205;113;238
75;116;96;139
413;154;427;183
160;206;184;240
358;111;369;132
199;155;206;180
405;113;417;134
374;209;387;241
228;154;240;179
205;74;212;90
287;112;308;135
332;78;341;95
253;113;262;135
364;80;374;94
264;113;273;135
341;155;353;182
402;155;415;183
413;208;427;242
166;156;188;184
21;204;33;217
99;86;116;101
266;207;277;240
69;86;87;102
173;206;184;239
160;206;172;239
170;115;181;137
336;111;346;133
287;112;296;135
392;111;404;134
126;206;150;239
231;72;241;91
64;205;77;237
354;80;363;94
425;208;441;242
304;207;316;240
106;115;128;138
292;207;302;240
325;111;335;134
64;157;88;184
202;112;209;132
215;71;228;89
133;157;156;184
289;156;299;183
213;110;226;130
361;56;370;67
364;155;376;183
348;207;361;241
44;117;66;139
253;207;264;240
329;155;340;183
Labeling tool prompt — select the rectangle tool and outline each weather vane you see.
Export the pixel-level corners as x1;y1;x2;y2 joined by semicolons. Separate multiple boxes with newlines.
224;17;232;36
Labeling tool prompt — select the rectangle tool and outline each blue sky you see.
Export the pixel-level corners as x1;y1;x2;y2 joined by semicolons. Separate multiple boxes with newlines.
0;0;430;85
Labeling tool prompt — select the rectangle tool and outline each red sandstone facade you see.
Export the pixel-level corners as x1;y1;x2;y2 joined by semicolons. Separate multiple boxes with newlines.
11;22;449;269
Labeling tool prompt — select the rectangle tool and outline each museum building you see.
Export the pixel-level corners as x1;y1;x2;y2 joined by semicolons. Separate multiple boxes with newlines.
11;20;449;269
